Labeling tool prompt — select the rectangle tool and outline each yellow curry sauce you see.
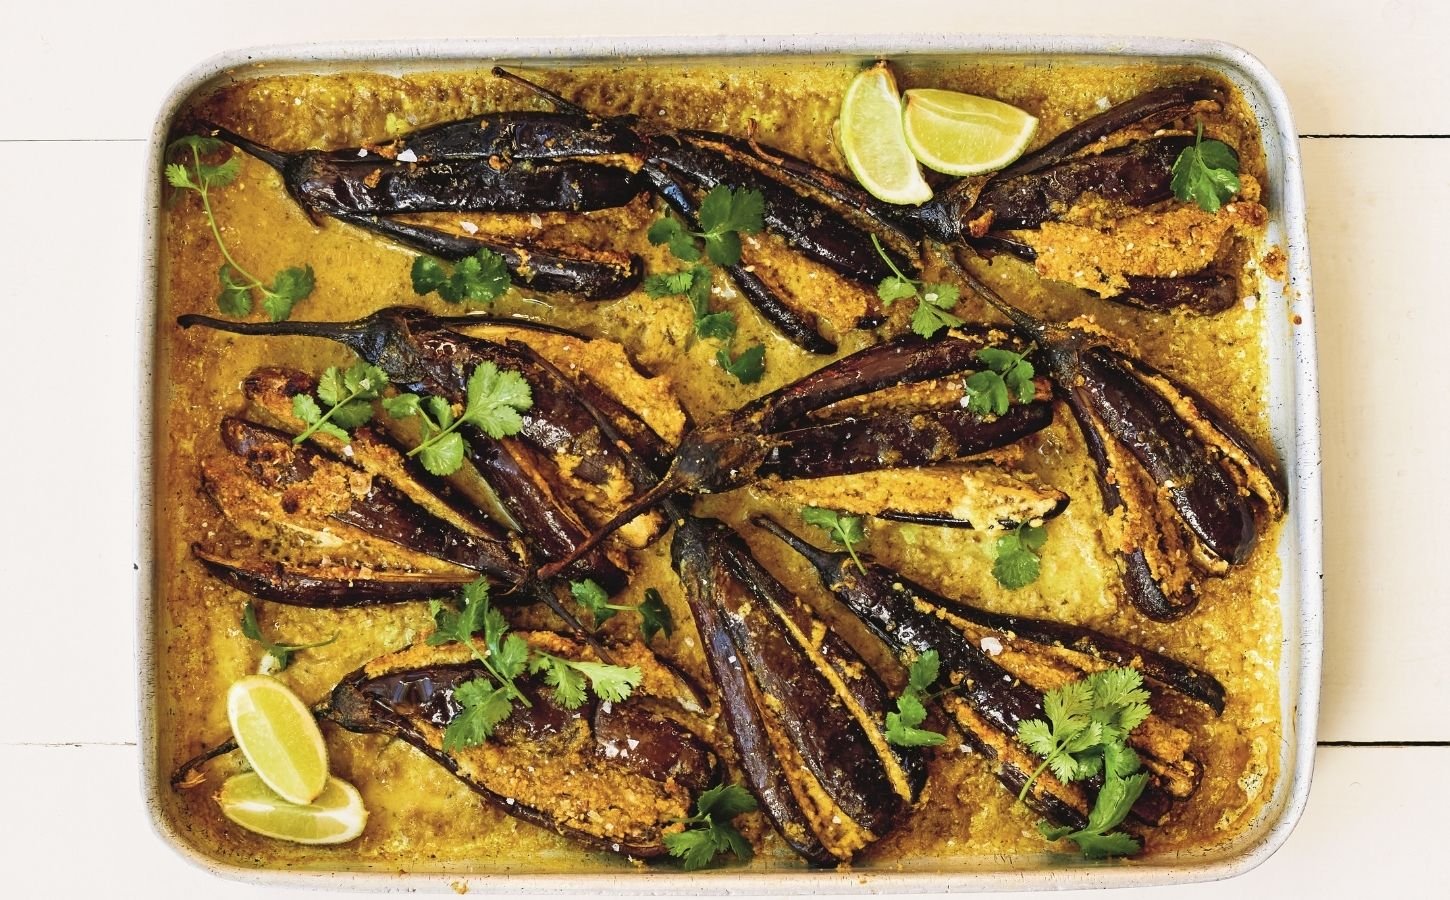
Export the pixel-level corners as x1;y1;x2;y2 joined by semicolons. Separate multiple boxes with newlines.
153;58;1282;873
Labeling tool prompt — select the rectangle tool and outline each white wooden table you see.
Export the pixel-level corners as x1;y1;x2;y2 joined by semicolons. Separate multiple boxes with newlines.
2;1;1444;895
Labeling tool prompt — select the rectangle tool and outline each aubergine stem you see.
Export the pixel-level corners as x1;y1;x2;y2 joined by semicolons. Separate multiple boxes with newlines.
490;66;590;116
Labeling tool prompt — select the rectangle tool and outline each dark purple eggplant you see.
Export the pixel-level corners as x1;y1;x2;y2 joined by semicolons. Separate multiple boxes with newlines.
181;311;633;589
953;259;1285;620
217;416;528;582
754;515;1220;828
203;121;645;219
1000;80;1228;179
671;513;922;864
172;635;717;859
970;136;1193;232
899;79;1242;315
536;328;1052;579
190;545;478;607
332;212;643;300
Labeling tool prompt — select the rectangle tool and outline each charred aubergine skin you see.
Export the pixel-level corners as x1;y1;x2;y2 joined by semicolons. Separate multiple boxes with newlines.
670;513;924;865
754;515;1224;831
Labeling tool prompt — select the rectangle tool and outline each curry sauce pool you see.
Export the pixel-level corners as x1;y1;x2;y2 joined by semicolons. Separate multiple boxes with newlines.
154;58;1281;873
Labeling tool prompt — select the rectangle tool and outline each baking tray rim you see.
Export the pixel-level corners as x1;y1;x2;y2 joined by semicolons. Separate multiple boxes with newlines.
135;32;1323;894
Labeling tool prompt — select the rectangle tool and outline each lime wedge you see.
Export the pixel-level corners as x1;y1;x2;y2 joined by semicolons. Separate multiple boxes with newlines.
902;88;1038;176
218;772;368;845
226;675;328;805
839;63;933;205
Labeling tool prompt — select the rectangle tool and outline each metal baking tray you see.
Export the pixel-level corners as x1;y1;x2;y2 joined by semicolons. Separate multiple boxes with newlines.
137;34;1322;893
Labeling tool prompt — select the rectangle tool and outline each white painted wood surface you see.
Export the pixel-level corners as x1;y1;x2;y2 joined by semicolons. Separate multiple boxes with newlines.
2;1;1445;896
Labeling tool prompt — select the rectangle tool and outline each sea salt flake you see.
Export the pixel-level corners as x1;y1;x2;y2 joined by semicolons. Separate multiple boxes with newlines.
459;220;479;234
357;148;368;158
979;636;1004;656
396;148;418;163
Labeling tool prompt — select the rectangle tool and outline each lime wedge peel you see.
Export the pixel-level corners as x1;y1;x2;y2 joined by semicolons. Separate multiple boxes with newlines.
838;63;933;206
218;772;368;845
226;675;330;806
902;88;1039;177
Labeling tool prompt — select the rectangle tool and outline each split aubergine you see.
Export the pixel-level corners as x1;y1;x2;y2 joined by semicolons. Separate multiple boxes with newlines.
320;633;716;858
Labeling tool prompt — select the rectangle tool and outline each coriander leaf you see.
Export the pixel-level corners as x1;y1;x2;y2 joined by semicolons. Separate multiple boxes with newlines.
411;256;449;294
1068;829;1142;860
442;679;514;751
316;367;346;407
697;783;758;821
566;660;643;703
463;362;533;438
885;713;949;747
1014;666;1153;860
666;782;758;870
164;163;195;191
703;230;742;267
426;396;455;429
910;299;965;339
684;265;713;316
1170;122;1242;214
217;279;252;317
416;431;462;475
412;249;511;305
291;393;323;426
664;829;720;871
542;657;589;709
993;522;1046;590
494;633;530;682
571;578;617;627
964;370;1010;416
717;344;766;384
907;649;940;695
643;269;697;298
264;265;315;322
327;399;375;429
382;392;422;419
884;650;946;747
877;275;918;304
802;506;868;574
668;231;702;262
199;154;242;190
647;216;684;247
170;137;314;321
694;311;737;342
239;600;336;672
638;588;675;645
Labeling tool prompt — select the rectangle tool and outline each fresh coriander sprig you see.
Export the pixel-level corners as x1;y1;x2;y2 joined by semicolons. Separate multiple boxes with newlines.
800;507;868;574
1170;121;1241;214
383;361;532;476
428;579;642;751
992;521;1048;590
962;345;1037;418
645;188;768;385
411;248;511;305
648;185;765;267
643;265;739;342
240;601;337;673
568;580;676;645
663;783;758;870
291;361;388;445
872;235;965;338
884;650;948;747
1015;668;1152;858
165;136;315;321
